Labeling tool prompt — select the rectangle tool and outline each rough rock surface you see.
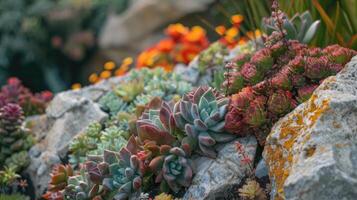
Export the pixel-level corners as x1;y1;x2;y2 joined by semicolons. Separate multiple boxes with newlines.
23;78;126;197
183;136;257;200
263;56;357;200
99;0;214;49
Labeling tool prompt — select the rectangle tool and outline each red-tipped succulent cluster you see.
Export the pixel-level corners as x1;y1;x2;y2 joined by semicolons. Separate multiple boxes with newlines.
224;33;356;145
0;77;53;116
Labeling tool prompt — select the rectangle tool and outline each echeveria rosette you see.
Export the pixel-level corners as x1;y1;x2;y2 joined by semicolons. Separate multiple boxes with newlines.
149;147;194;193
174;87;235;158
137;97;183;143
64;168;104;200
103;137;143;200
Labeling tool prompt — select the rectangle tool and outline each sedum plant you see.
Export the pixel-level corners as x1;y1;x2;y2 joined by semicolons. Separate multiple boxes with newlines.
42;164;73;200
173;86;235;158
0;103;33;172
98;92;129;116
0;77;52;116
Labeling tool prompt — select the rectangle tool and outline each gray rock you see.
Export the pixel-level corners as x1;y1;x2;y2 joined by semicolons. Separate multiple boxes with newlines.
183;136;257;200
255;159;268;179
99;0;214;49
263;56;357;200
25;86;108;198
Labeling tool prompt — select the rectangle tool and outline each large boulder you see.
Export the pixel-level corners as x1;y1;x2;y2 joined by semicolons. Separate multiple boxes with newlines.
263;56;357;200
99;0;215;49
183;136;257;200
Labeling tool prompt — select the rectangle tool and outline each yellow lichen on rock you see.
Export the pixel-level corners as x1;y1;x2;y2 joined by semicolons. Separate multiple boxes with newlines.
264;94;331;200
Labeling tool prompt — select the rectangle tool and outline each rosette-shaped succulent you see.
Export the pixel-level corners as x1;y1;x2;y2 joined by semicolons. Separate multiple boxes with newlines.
48;164;74;192
267;90;296;116
103;137;143;200
173;87;235;158
114;79;144;103
137;97;182;143
68;123;102;167
0;103;24;132
149;147;193;193
63;168;103;200
0;103;33;171
99;92;129;116
297;84;319;103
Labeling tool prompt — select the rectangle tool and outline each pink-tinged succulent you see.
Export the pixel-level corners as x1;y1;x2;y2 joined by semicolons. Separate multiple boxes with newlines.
251;48;273;72
233;53;252;69
291;74;306;88
270;66;292;90
267;90;296;115
288;55;305;73
297;85;319;103
149;147;193;193
0;77;53;116
304;56;332;80
136;98;180;144
0;103;24;132
243;96;268;127
173;87;235;158
323;44;357;64
240;63;264;85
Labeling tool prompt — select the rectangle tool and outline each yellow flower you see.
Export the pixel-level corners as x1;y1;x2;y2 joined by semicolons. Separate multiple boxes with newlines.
215;25;226;36
100;70;112;79
104;61;116;70
154;193;174;200
71;83;81;90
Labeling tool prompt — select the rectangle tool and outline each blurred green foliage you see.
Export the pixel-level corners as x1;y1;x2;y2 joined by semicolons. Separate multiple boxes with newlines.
0;0;129;92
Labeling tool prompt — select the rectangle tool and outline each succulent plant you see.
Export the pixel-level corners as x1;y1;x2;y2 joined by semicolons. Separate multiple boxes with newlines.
224;19;356;145
98;92;129;116
173;87;235;158
238;179;267;200
101;137;143;200
137;97;182;143
149;147;193;193
68;122;102;167
48;164;74;192
63;168;104;200
0;77;52;116
262;11;320;44
115;79;145;103
0;194;30;200
197;42;229;74
0;103;33;171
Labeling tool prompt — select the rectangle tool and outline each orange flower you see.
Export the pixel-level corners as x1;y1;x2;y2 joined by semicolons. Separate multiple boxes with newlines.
246;29;262;40
165;23;189;41
184;26;205;42
104;61;115;70
215;25;226;36
100;70;111;79
156;38;175;53
88;73;99;83
231;14;244;26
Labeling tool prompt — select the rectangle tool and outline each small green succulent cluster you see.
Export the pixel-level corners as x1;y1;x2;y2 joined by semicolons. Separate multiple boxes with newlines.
0;103;33;172
68;122;129;168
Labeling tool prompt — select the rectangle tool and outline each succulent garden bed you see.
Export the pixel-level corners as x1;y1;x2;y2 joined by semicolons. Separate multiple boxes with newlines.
1;1;357;200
